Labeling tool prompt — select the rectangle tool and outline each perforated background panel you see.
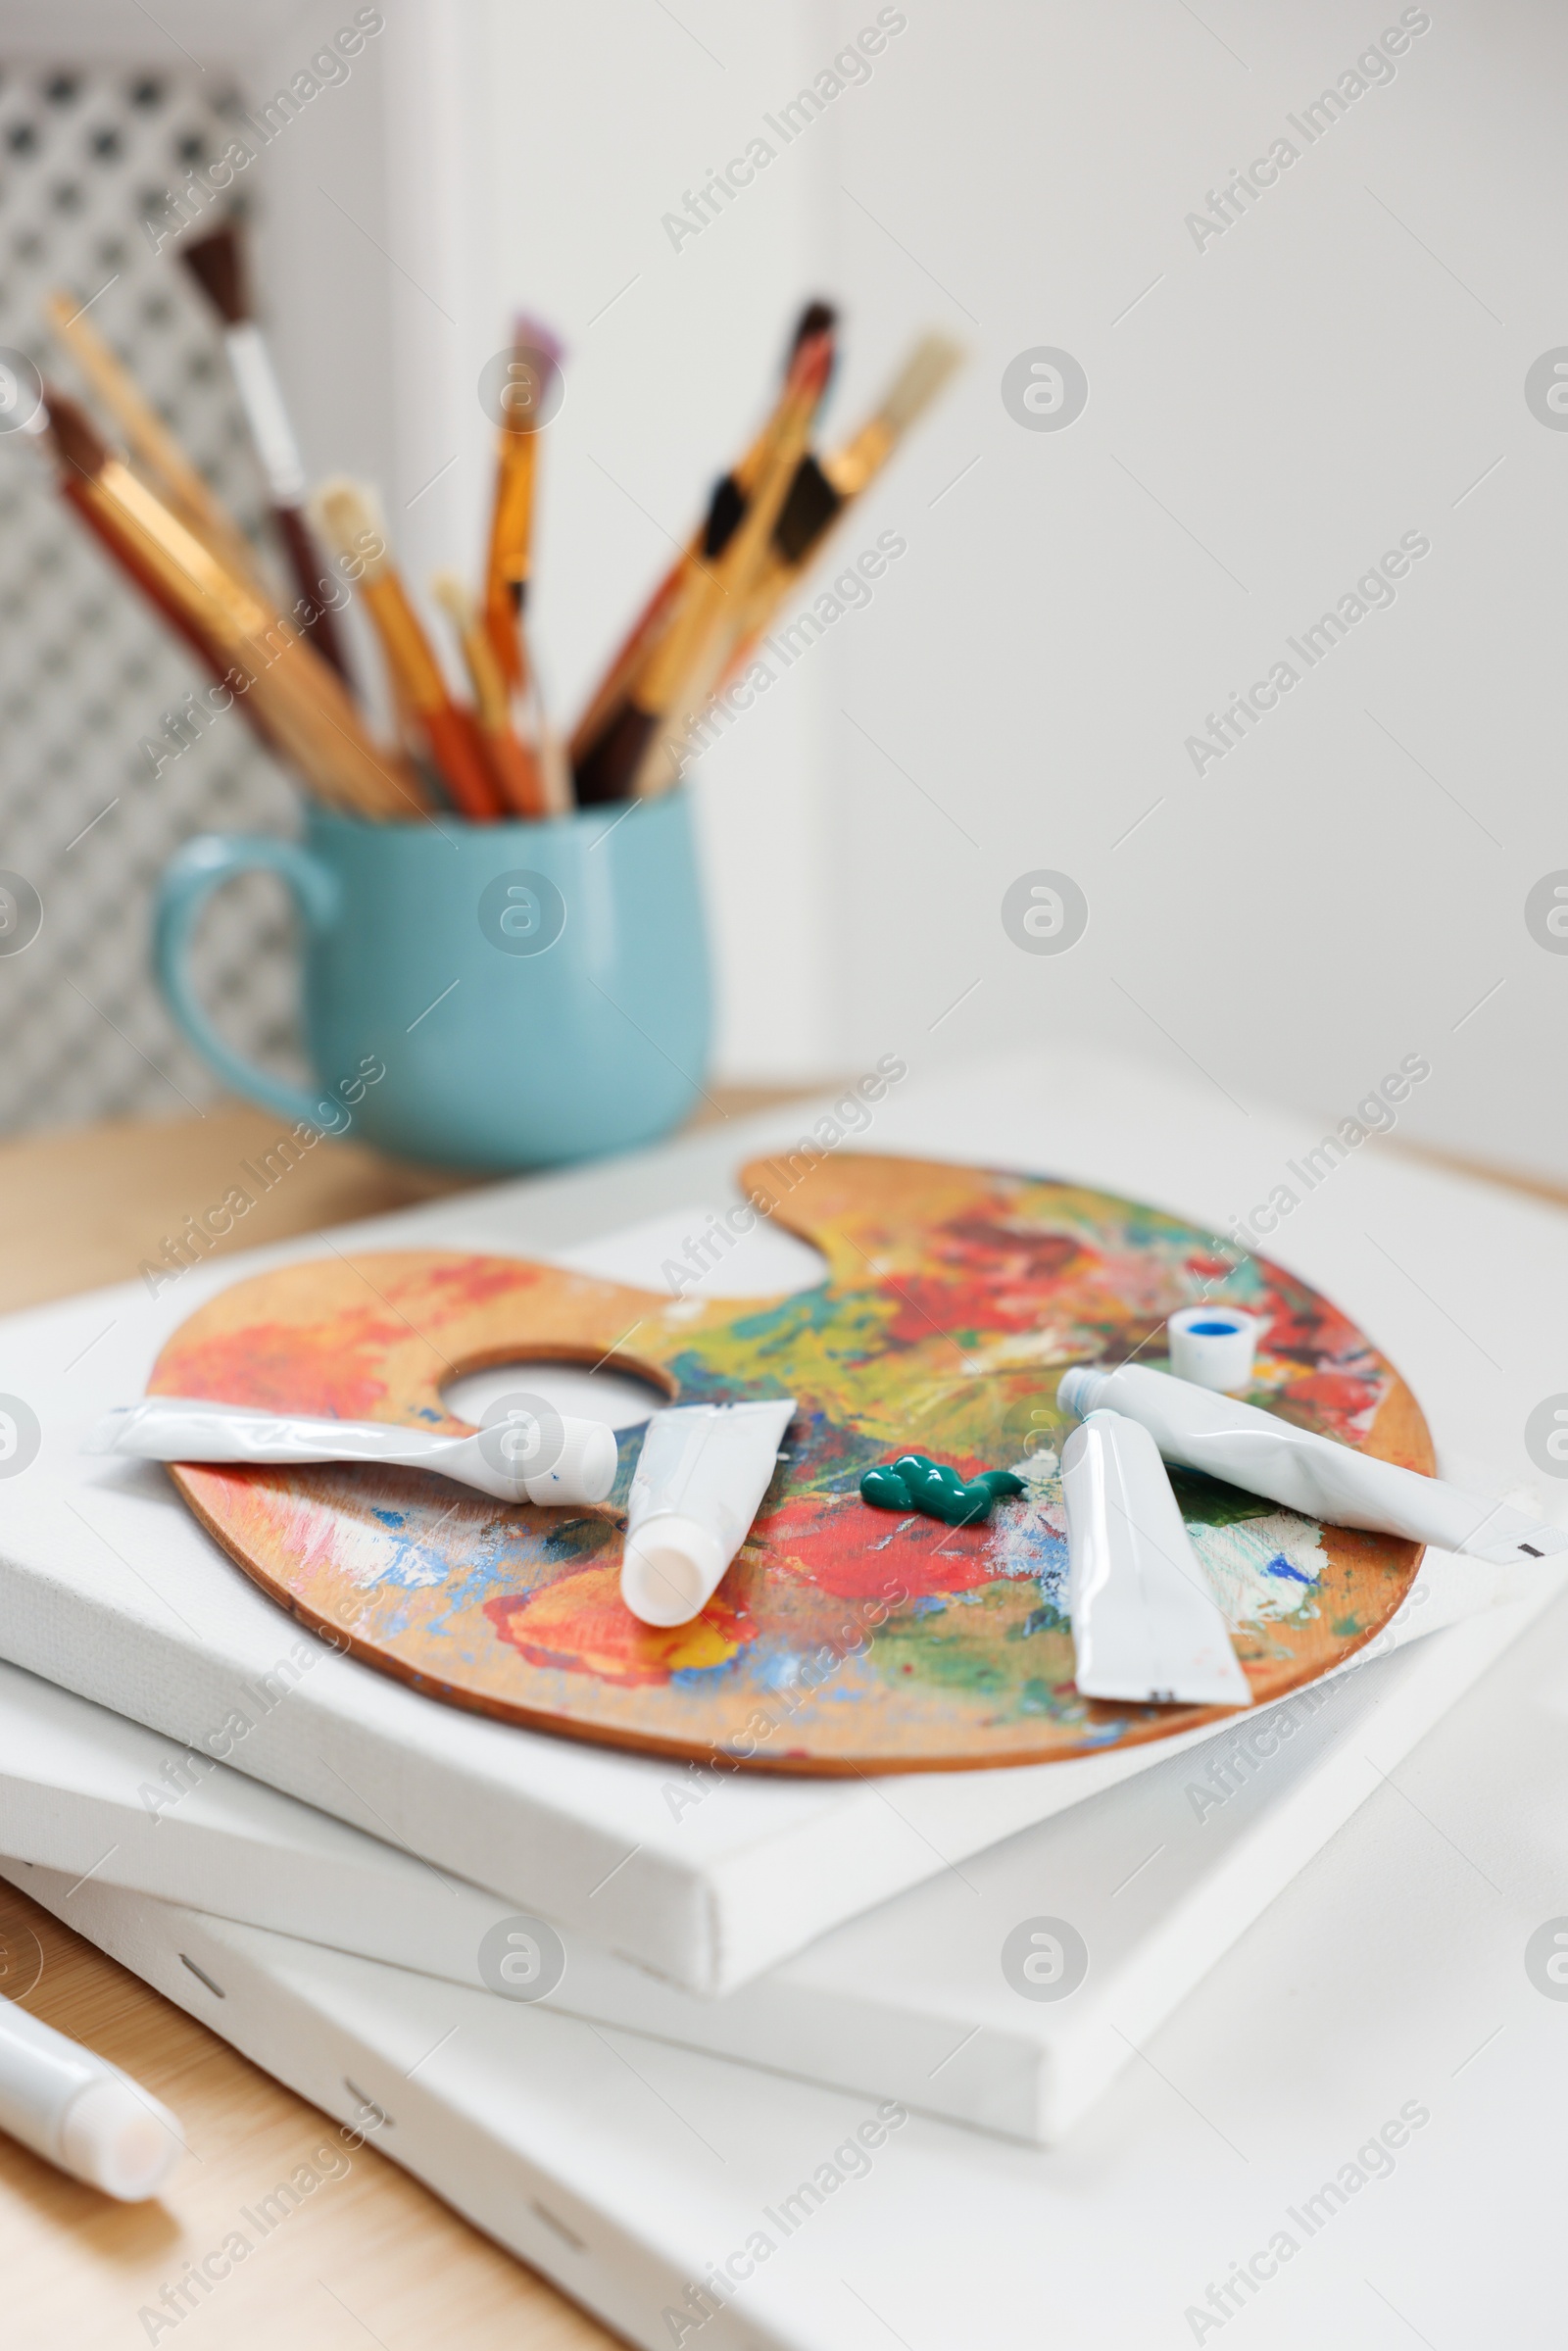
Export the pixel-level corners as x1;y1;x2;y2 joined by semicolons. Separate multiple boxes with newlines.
0;64;307;1134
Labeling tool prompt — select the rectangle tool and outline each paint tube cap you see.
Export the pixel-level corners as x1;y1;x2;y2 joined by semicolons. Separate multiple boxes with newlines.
60;2076;182;2201
522;1417;619;1507
1056;1365;1108;1421
1166;1307;1260;1395
621;1513;727;1628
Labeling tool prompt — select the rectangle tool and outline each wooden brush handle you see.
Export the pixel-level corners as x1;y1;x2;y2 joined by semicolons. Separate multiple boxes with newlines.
275;505;350;681
46;294;266;593
361;576;450;710
63;481;235;693
483;723;549;818
360;575;505;819
83;472;422;818
483;431;537;692
569;568;683;773
63;476;399;809
422;704;508;821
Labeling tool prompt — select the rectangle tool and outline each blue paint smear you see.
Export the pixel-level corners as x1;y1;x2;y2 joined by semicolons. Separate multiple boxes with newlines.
1264;1553;1317;1586
910;1594;947;1618
669;1659;743;1690
370;1508;407;1528
751;1642;814;1694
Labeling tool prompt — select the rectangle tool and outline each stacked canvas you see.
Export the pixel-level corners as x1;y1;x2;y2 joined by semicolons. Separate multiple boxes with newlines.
2;1045;1565;2343
0;1588;1552;2147
8;1581;1568;2349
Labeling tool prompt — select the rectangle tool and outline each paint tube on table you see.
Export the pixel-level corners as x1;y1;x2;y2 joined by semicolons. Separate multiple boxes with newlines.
1057;1363;1568;1567
621;1397;795;1627
0;1991;182;2200
1062;1408;1251;1707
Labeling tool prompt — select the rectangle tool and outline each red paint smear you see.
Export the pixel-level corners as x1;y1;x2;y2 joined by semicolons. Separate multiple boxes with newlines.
764;1492;997;1600
152;1309;406;1419
486;1567;758;1687
410;1259;543;1311
1283;1370;1382;1426
942;1220;1084;1281
868;1212;1088;1349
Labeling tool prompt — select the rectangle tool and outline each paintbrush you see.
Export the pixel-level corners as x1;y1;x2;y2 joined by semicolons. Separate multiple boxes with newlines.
44;393;247;698
311;478;505;822
431;569;549;818
576;326;834;805
177;220;351;681
721;333;964;678
44;388;423;820
481;315;563;696
43;289;267;593
570;301;837;802
627;328;835;799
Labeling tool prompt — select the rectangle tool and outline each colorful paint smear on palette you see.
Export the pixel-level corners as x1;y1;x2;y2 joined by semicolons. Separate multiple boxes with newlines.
153;1153;1433;1772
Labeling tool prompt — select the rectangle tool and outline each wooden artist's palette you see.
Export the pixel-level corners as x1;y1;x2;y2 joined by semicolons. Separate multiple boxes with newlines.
152;1153;1433;1774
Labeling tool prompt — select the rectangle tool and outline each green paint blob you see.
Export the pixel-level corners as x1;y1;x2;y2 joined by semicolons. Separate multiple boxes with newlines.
858;1454;1025;1528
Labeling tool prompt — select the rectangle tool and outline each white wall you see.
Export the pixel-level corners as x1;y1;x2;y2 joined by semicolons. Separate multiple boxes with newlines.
818;0;1568;1182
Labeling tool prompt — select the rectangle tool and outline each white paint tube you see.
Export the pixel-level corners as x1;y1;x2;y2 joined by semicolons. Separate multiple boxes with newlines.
621;1398;795;1627
0;1992;182;2200
1058;1363;1568;1567
1062;1409;1251;1708
85;1398;618;1509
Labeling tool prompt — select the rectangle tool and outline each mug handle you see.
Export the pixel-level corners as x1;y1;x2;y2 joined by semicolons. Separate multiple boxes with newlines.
155;834;344;1129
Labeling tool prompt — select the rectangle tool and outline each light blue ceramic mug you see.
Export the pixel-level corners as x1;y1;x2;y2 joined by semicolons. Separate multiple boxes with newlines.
155;791;712;1171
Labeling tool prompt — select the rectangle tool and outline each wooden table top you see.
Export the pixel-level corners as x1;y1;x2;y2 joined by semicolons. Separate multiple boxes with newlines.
0;1091;804;2351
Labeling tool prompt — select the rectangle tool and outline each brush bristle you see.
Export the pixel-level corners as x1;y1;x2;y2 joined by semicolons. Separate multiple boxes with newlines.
788;328;835;404
310;475;388;575
41;381;109;480
702;472;745;559
512;313;564;372
429;568;472;625
877;334;965;436
794;300;838;349
180;221;248;326
773;454;841;565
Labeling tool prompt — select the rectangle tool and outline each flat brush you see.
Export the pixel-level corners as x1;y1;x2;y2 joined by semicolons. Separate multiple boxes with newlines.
819;331;963;502
178;220;351;681
431;570;548;818
571;300;837;801
45;389;421;820
312;478;505;821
